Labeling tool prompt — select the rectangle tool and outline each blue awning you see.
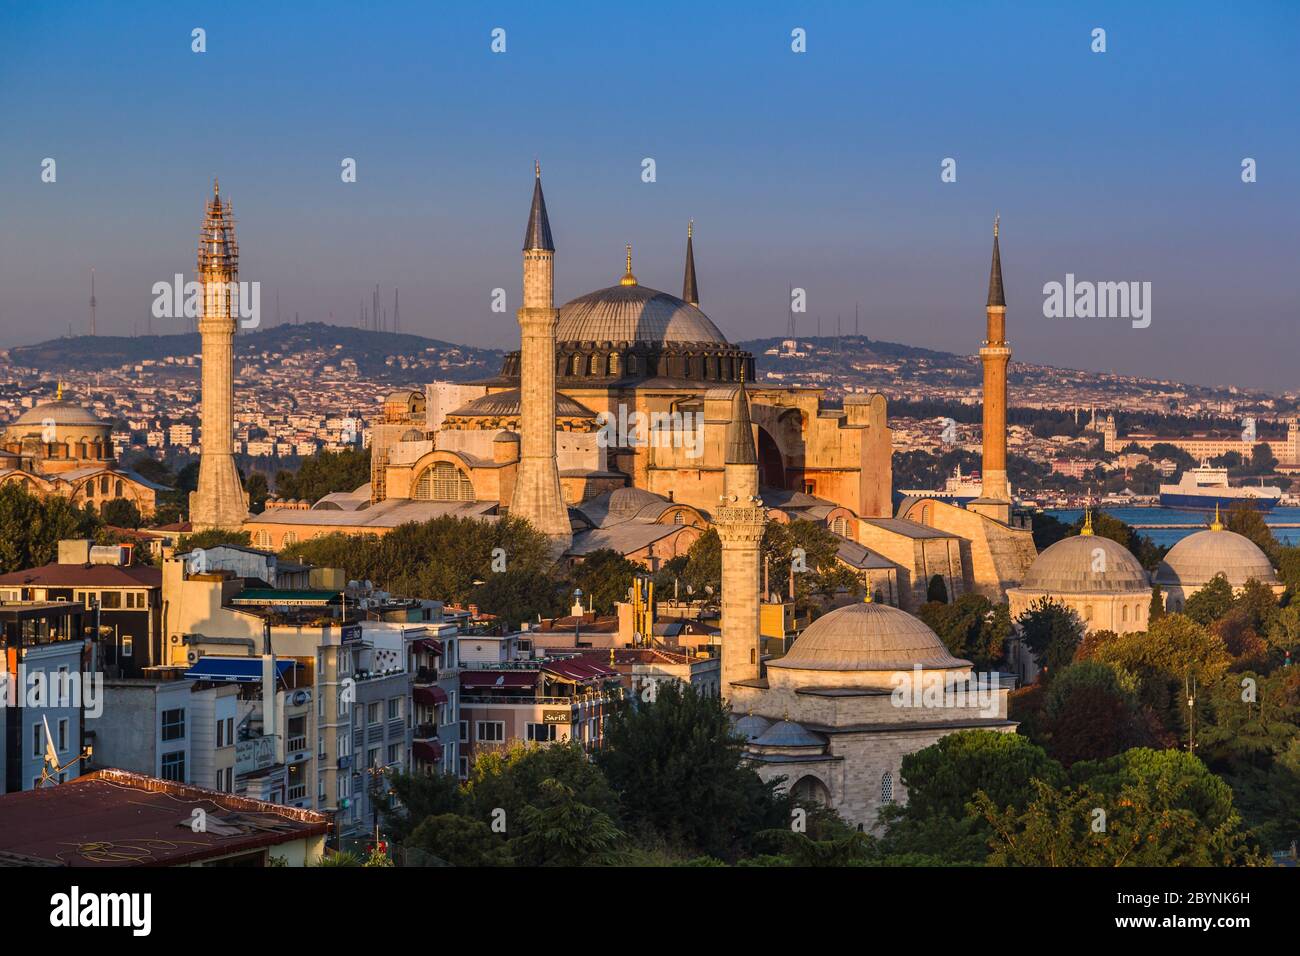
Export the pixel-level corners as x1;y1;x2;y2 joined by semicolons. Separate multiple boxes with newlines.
184;656;299;684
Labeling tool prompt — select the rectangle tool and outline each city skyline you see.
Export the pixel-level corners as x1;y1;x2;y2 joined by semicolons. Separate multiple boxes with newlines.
2;1;1296;393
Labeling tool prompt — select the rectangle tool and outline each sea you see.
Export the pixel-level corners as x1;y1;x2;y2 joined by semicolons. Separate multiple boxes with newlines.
1045;507;1300;548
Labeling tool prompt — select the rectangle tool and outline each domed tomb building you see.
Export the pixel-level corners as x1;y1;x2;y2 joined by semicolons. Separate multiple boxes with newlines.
1155;510;1285;611
0;387;164;516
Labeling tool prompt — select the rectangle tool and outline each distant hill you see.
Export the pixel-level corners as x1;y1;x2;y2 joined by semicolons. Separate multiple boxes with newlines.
3;322;505;381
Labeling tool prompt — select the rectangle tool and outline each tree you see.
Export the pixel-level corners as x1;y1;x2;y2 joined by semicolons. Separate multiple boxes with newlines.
406;814;513;867
177;528;253;552
916;593;1011;671
510;780;626;866
977;748;1261;866
1040;661;1158;765
877;730;1064;864
1016;598;1084;680
0;483;100;573
596;682;786;860
100;498;143;530
273;448;371;504
680;528;721;597
926;574;949;604
1225;501;1279;562
243;471;270;513
462;741;620;826
380;768;464;842
1184;573;1236;627
565;549;644;614
1148;584;1165;624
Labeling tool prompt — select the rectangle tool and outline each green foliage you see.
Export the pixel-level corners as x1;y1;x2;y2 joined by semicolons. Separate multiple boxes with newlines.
977;749;1261;866
273;448;371;505
679;528;721;596
406;814;513;867
1148;584;1165;624
381;768;464;842
877;730;1063;864
567;549;645;614
509;779;626;866
1016;597;1084;679
0;483;100;572
243;471;270;512
1184;573;1236;627
462;741;620;825
1224;502;1279;563
177;528;253;552
1040;662;1157;765
916;593;1010;671
1077;511;1165;571
926;574;949;604
596;681;786;860
99;498;143;529
314;850;363;867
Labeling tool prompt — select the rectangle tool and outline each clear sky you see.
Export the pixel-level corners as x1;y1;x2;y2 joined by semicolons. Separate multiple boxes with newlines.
1;1;1296;390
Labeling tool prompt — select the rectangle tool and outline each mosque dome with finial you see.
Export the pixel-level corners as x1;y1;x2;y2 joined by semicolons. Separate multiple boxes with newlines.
1155;512;1279;591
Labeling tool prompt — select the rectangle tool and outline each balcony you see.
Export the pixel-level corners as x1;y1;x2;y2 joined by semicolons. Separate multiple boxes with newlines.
413;722;437;740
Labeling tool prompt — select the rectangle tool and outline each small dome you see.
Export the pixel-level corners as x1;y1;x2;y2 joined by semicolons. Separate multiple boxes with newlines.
1155;527;1278;589
400;428;424;442
493;430;520;443
557;284;729;346
732;713;773;742
448;388;596;420
770;601;968;672
752;719;825;748
1021;534;1149;593
12;400;105;428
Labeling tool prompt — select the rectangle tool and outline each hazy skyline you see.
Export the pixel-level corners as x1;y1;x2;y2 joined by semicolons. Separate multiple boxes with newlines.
1;1;1296;391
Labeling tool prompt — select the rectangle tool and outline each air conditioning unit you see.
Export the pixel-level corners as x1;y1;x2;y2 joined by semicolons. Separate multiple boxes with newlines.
186;650;198;663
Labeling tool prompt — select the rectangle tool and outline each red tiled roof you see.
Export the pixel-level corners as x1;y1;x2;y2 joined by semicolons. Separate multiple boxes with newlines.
0;769;329;867
0;563;162;588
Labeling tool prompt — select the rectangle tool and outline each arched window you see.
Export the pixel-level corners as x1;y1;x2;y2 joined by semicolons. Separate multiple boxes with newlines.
283;532;298;546
254;530;271;548
1084;604;1094;621
414;461;474;501
626;355;638;376
1121;604;1129;622
673;511;684;525
881;771;894;804
589;354;601;375
608;353;620;377
115;479;124;498
100;475;109;494
570;354;582;376
85;480;95;498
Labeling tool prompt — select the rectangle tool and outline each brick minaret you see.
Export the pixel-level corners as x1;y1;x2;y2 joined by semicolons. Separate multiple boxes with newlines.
511;164;572;554
716;377;765;697
190;180;250;530
972;216;1012;524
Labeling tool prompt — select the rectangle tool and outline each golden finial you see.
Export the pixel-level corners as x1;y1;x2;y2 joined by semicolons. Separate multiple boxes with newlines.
534;158;540;179
213;177;219;197
609;646;615;666
993;213;999;238
1210;503;1224;531
687;218;693;239
1080;506;1094;536
56;380;64;401
619;244;637;286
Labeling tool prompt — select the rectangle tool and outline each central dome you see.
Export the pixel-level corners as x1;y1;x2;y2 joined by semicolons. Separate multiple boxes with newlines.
1155;528;1278;589
557;284;729;346
770;601;969;672
12;400;105;429
1022;534;1150;593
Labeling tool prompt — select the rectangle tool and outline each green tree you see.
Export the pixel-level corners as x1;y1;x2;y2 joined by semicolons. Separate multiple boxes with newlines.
1184;573;1236;627
1224;502;1279;562
1016;597;1084;680
509;779;626;866
177;528;253;552
1148;584;1165;624
379;768;464;842
876;730;1064;863
1040;661;1156;766
243;471;270;513
680;528;721;597
565;549;644;614
917;593;1010;671
926;574;949;604
0;483;101;572
406;813;513;866
462;741;620;826
596;682;786;860
100;498;143;529
273;448;371;504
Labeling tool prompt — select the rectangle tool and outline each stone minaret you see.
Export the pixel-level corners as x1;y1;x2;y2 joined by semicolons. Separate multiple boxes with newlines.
511;164;572;554
682;219;699;306
190;180;250;530
716;377;765;697
971;216;1012;525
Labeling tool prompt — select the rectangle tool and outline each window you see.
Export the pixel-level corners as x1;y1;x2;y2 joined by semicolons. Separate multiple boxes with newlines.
881;771;894;804
161;708;185;741
121;634;134;657
58;718;68;752
283;532;297;546
525;723;557;743
254;530;271;548
367;747;381;768
216;719;226;748
458;756;469;778
160;751;185;782
367;702;381;726
100;591;121;609
387;743;401;765
387;697;401;721
459;720;468;743
33;723;43;759
286;715;307;752
476;721;504;743
413;461;474;501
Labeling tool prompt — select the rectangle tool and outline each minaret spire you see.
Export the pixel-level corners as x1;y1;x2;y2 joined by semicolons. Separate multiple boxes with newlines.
970;215;1012;524
987;214;1005;308
682;219;699;306
523;164;554;252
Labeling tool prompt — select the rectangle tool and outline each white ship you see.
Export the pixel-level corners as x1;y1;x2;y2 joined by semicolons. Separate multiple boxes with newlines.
1158;461;1282;512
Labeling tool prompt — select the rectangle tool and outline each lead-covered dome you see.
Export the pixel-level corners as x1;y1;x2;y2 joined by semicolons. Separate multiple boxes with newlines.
1155;527;1278;589
770;601;968;673
12;400;105;429
557;284;728;346
1021;534;1150;593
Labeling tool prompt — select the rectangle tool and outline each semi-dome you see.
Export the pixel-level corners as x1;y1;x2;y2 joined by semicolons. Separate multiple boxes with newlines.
12;400;105;428
752;719;826;748
447;388;596;420
1155;527;1278;589
769;600;968;673
556;284;728;346
1021;534;1149;593
732;713;773;742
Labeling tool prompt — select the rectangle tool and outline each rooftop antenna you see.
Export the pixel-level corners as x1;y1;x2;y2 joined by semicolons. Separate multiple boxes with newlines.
89;267;96;336
393;288;400;334
37;715;93;787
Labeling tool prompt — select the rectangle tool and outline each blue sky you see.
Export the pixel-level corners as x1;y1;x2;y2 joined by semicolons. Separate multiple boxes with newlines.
1;1;1296;390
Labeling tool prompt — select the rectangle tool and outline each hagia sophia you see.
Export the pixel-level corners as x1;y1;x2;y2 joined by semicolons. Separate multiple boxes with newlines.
14;168;1274;830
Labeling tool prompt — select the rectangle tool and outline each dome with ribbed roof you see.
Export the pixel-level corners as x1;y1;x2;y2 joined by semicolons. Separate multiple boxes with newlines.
556;284;728;346
1021;534;1149;593
447;388;596;420
770;601;968;674
12;400;105;429
1155;528;1278;589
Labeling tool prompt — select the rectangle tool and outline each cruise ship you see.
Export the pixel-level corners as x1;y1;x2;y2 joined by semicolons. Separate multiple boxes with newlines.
1158;461;1283;512
899;465;987;505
